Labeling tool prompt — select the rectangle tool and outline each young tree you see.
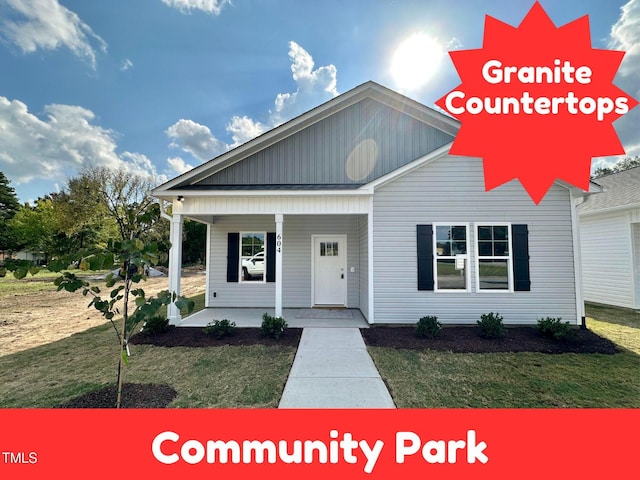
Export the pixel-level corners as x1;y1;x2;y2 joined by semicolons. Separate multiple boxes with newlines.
1;167;191;407
2;240;193;408
0;172;21;258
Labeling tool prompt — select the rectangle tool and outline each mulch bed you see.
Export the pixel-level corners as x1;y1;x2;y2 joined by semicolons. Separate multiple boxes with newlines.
362;326;619;354
130;326;302;348
55;383;177;408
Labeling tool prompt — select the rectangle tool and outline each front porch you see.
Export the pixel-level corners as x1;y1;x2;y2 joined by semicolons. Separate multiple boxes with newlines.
176;308;369;328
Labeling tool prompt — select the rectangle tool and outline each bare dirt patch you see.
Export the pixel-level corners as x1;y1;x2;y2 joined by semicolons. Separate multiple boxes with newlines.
0;268;206;357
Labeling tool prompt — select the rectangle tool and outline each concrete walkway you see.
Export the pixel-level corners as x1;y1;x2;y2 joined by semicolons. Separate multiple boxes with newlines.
278;328;396;409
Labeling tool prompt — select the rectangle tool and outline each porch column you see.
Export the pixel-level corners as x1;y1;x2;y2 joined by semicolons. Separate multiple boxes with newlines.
275;214;283;318
167;213;183;324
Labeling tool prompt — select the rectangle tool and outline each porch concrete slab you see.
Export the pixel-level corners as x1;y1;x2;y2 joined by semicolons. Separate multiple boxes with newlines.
278;327;396;409
279;378;395;409
177;308;368;328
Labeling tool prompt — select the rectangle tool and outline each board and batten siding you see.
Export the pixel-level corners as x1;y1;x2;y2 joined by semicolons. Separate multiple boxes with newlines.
372;155;578;325
579;210;638;309
207;214;364;309
196;98;454;187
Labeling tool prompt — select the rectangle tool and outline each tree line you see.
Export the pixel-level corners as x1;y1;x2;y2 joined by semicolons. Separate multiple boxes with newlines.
0;167;205;266
590;156;640;179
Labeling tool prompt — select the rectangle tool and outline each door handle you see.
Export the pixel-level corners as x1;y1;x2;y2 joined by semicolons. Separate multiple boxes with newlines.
341;274;344;279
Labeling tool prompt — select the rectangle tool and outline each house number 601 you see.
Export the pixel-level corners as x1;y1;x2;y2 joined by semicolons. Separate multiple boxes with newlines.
276;234;282;253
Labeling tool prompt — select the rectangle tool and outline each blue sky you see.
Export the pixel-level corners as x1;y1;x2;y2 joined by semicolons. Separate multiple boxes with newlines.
0;0;638;202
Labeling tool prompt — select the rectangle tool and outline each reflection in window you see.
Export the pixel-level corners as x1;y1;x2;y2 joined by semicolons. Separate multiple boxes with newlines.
435;225;468;290
320;242;338;257
240;232;265;282
477;225;511;290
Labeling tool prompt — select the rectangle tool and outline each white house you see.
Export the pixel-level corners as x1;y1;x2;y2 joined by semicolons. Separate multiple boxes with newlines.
153;81;596;325
578;166;640;310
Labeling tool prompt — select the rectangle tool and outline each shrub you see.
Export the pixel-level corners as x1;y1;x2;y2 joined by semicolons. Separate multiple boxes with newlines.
415;315;442;339
537;317;575;340
204;319;236;339
141;316;170;335
477;312;505;339
261;313;288;339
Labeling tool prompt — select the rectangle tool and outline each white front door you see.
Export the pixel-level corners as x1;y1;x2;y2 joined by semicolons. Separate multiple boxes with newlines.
313;235;347;306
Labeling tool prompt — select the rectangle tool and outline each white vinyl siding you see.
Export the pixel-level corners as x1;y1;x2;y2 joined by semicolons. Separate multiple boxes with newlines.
579;211;637;309
372;155;577;325
207;214;364;308
634;223;640;309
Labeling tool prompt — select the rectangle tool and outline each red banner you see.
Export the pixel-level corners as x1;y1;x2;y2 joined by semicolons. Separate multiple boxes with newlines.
1;409;637;479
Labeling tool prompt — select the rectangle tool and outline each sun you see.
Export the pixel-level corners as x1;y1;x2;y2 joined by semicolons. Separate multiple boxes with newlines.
391;33;444;91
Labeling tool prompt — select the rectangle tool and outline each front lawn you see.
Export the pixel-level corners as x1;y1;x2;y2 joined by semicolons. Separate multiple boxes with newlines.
368;304;640;408
0;313;296;408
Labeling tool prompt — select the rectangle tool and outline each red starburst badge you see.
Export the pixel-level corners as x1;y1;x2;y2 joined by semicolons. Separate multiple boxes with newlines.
436;2;638;204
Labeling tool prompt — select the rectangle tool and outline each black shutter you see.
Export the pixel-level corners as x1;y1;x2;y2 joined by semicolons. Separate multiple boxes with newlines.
227;232;239;282
417;224;434;291
266;232;276;283
512;224;530;291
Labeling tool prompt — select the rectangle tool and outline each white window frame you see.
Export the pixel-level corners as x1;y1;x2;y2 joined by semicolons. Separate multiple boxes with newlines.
474;222;513;293
433;222;470;292
239;231;267;284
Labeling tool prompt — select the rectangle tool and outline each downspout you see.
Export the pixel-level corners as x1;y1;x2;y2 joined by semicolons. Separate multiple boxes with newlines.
159;200;172;222
570;191;586;329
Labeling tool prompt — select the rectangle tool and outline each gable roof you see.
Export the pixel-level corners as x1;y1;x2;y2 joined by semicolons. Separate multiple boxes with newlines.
579;166;640;214
153;81;460;197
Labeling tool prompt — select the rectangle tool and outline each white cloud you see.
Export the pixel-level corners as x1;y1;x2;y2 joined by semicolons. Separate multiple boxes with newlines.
120;58;133;71
165;42;339;164
270;41;338;125
0;96;164;189
0;0;107;68
167;156;194;175
161;0;230;15
609;0;640;80
226;115;267;148
606;0;640;163
166;119;226;161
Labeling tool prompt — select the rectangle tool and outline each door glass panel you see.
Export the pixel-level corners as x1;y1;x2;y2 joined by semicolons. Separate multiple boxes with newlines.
320;242;339;256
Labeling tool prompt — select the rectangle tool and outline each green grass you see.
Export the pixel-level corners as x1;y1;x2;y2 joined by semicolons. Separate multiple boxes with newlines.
369;303;640;408
3;290;637;408
0;323;296;408
585;303;640;355
0;269;106;295
0;291;295;408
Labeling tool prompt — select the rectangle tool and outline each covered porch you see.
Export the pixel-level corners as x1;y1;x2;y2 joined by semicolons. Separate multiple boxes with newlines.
176;307;369;328
162;191;374;325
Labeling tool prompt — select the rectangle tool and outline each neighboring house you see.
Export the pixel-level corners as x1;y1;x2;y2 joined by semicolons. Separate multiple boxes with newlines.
153;81;597;325
12;250;46;264
578;167;640;310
